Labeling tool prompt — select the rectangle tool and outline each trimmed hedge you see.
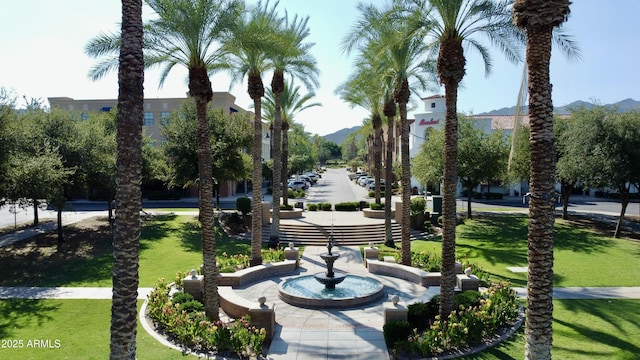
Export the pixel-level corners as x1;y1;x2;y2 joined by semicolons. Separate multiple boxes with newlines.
369;202;385;210
318;202;332;211
334;202;359;211
307;203;318;211
236;197;251;215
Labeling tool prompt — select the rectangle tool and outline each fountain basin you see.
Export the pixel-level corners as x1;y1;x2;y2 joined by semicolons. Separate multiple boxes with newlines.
279;274;384;308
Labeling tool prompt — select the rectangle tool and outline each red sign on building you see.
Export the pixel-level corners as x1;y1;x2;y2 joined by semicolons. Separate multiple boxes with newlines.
418;118;439;126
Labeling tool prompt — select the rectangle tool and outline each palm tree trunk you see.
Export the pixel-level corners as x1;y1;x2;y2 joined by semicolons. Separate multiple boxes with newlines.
440;80;459;319
250;75;264;267
270;73;284;247
282;121;290;206
110;0;143;356
384;114;395;247
614;184;631;238
399;102;411;266
194;93;219;321
525;25;556;360
373;115;382;204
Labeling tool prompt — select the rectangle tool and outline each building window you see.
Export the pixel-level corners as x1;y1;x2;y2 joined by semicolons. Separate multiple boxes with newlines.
144;112;154;126
430;102;436;108
160;112;171;126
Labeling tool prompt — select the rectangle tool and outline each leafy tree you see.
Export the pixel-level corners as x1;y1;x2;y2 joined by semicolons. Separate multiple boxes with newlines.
0;88;17;202
162;103;252;206
287;123;315;176
561;107;640;238
413;117;509;219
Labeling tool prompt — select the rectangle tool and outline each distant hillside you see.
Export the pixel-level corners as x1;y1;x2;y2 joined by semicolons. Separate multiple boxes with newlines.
478;98;640;115
322;125;361;145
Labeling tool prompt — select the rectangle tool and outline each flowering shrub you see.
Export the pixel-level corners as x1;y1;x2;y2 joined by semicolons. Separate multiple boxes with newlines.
261;248;284;263
147;278;267;358
393;282;520;357
217;252;250;273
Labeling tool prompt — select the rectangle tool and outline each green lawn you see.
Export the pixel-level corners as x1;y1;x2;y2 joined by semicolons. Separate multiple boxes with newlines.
404;214;640;287
0;299;197;359
462;299;640;359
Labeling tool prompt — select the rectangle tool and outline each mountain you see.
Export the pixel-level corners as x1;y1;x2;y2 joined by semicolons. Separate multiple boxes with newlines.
322;125;361;145
478;98;640;116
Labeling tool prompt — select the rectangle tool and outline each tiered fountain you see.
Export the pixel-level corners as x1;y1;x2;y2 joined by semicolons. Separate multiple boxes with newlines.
278;231;384;308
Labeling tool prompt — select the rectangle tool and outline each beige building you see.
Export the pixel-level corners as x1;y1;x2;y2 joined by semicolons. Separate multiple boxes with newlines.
49;94;271;198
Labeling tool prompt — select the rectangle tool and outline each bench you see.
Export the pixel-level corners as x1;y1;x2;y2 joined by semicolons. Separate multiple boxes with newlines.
367;259;441;287
367;260;473;290
217;260;297;288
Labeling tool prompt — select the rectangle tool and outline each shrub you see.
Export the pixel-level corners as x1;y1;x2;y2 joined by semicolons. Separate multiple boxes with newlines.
180;299;204;313
368;190;386;197
455;290;482;308
307;203;318;211
369;202;384;210
147;278;267;358
334;202;359;211
318;202;332;211
383;320;412;347
411;251;441;272
236;197;251;215
410;197;426;215
217;252;250;273
395;282;520;357
407;301;439;331
261;248;284;263
280;204;294;210
171;291;195;305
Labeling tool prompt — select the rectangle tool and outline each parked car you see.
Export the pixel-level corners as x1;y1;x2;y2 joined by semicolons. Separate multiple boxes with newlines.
288;180;307;190
304;172;319;182
366;179;385;191
358;176;373;186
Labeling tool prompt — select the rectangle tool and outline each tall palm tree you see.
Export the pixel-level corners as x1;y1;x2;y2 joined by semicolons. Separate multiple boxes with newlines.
513;1;572;358
343;1;433;264
412;0;523;318
224;0;283;266
268;13;319;246
263;80;321;207
85;0;243;321
110;0;143;358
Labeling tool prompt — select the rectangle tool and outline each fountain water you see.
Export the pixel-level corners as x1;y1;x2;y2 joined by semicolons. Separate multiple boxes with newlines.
278;215;384;308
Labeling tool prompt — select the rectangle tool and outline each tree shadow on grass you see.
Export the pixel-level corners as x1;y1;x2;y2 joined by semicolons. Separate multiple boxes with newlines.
0;299;57;339
554;220;611;253
175;219;251;256
0;219;114;287
558;299;640;337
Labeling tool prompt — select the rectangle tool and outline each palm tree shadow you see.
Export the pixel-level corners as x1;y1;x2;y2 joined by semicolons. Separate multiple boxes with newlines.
0;299;57;339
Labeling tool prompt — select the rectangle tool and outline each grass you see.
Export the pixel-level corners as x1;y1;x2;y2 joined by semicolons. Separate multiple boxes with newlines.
381;213;640;288
0;299;197;359
0;214;254;287
462;299;640;359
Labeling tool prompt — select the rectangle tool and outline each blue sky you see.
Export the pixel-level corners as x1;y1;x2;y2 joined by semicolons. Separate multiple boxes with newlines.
1;0;638;136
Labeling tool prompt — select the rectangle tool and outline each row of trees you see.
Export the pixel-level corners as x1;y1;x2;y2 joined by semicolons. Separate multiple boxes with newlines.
337;0;581;358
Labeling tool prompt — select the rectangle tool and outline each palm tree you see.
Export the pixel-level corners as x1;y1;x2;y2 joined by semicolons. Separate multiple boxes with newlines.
513;1;572;358
268;13;319;247
411;0;523;318
343;1;433;264
224;0;283;266
110;0;143;358
264;79;321;207
85;0;243;321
